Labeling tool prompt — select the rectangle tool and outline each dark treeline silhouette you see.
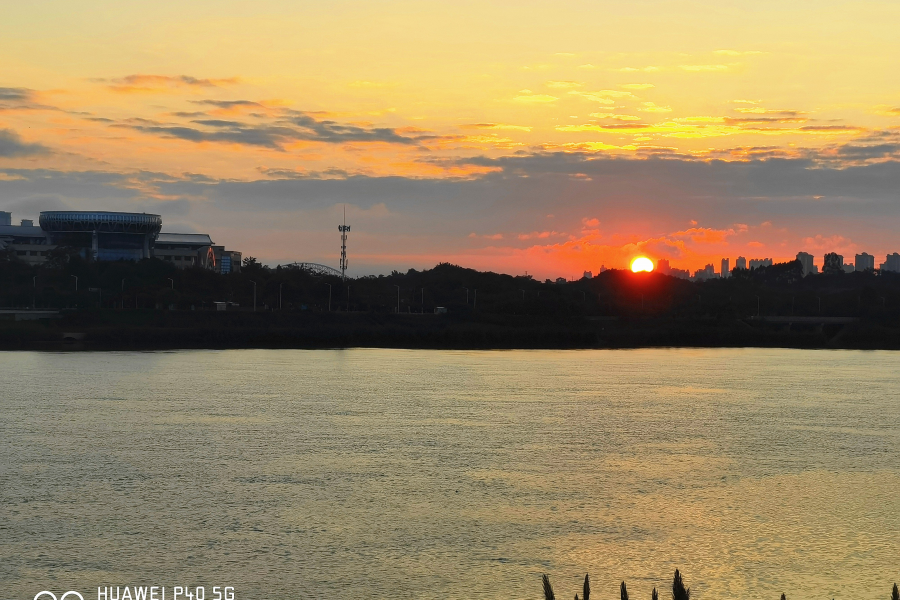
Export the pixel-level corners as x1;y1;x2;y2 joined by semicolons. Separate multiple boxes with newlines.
3;256;900;317
542;570;898;600
3;257;900;349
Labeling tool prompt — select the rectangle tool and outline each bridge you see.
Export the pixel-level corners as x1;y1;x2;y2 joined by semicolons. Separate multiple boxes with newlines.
278;262;343;277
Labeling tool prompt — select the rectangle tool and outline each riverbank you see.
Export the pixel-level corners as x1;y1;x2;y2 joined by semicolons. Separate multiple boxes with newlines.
2;310;899;350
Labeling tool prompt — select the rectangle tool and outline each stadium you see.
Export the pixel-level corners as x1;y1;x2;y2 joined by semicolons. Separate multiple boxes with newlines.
0;210;241;273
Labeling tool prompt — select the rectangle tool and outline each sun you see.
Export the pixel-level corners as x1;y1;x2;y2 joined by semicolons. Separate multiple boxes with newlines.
631;257;654;273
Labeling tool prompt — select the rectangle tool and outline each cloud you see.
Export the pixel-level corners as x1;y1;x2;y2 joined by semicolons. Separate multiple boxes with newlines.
0;129;50;157
545;80;584;89
115;109;428;149
621;83;655;90
680;64;730;72
513;92;558;103
101;74;240;93
0;87;57;112
460;123;532;132
639;102;672;113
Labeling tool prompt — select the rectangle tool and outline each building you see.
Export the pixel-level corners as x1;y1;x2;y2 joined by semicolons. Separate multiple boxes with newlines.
881;253;900;272
0;210;240;271
582;270;592;279
0;215;53;265
721;258;730;278
656;258;671;274
735;256;747;270
842;263;855;274
748;258;773;270
693;264;716;280
796;252;818;276
855;252;875;272
823;252;844;274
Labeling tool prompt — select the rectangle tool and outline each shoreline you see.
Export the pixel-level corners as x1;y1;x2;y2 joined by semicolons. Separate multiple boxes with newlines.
3;310;899;351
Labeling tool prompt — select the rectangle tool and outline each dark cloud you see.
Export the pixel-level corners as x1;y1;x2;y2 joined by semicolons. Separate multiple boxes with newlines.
724;116;807;124
189;100;264;109
0;129;50;157
98;75;240;91
0;87;57;112
116;110;425;149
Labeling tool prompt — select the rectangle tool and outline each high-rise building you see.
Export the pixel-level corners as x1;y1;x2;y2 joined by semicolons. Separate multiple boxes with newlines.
735;256;747;270
796;252;817;276
0;211;11;226
693;264;716;280
749;258;773;269
656;258;671;274
582;271;592;279
881;253;900;272
823;252;844;274
843;263;855;274
855;252;875;271
721;258;730;278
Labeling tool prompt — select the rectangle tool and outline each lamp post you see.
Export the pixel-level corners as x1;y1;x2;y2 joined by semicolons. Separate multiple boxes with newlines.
325;282;332;312
755;295;760;317
279;282;283;310
71;275;78;291
347;285;351;311
121;279;125;309
167;278;174;290
250;280;257;311
473;289;477;308
519;289;525;301
420;288;424;313
463;287;469;304
394;285;400;313
33;276;37;309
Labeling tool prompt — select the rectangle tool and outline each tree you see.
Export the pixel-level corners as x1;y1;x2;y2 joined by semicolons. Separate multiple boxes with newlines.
823;252;844;275
672;569;690;600
542;574;555;600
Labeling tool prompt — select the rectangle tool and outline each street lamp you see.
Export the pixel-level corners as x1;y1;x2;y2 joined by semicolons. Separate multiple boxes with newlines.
473;289;477;308
755;295;760;317
325;282;332;312
463;287;469;304
250;280;257;311
519;289;525;301
347;285;351;311
71;275;78;291
33;276;37;309
167;278;174;289
279;282;283;310
394;285;400;313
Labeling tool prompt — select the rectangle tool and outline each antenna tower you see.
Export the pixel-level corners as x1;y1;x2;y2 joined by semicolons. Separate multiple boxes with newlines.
338;205;350;281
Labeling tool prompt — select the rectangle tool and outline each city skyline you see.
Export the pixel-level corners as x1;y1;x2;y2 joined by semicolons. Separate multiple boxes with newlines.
2;1;900;278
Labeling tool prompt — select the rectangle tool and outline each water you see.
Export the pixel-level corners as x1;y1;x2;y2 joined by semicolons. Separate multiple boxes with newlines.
1;348;899;600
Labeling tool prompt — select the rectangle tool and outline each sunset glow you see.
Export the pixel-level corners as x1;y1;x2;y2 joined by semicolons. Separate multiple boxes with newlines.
631;257;654;273
1;1;899;278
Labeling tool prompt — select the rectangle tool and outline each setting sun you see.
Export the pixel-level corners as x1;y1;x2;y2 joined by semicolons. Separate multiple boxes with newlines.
631;257;654;273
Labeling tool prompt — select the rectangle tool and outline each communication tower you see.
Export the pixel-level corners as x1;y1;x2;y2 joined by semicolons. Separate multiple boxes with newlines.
338;205;350;280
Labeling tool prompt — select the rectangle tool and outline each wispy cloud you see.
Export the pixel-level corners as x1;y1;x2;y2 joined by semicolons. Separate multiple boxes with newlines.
680;64;731;72
100;74;240;93
545;80;584;89
460;123;532;132
0;128;50;157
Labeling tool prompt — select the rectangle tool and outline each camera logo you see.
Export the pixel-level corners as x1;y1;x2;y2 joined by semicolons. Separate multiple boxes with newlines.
34;592;84;600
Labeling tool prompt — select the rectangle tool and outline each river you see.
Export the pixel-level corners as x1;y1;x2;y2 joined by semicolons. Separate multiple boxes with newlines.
1;348;898;599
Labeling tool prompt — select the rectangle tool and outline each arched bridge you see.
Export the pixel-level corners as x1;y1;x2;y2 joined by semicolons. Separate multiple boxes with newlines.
279;262;343;277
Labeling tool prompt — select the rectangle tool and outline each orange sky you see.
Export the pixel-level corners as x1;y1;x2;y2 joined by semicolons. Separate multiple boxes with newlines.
2;0;900;277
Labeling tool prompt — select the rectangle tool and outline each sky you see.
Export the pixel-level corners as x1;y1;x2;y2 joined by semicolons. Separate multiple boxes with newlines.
1;0;899;278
